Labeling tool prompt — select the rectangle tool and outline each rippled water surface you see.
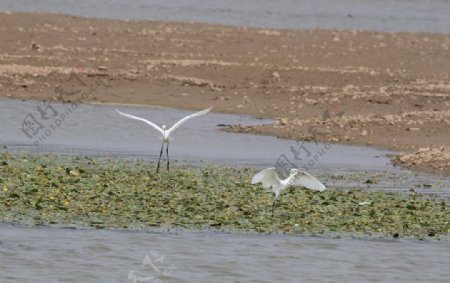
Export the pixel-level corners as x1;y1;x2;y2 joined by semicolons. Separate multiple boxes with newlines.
1;225;449;283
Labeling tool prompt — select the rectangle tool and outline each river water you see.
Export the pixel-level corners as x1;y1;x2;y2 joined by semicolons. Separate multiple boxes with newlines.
1;225;450;283
0;98;393;170
1;0;450;34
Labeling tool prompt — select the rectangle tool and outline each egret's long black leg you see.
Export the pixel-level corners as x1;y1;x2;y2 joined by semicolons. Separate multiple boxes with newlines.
166;142;170;171
271;198;277;217
156;141;164;173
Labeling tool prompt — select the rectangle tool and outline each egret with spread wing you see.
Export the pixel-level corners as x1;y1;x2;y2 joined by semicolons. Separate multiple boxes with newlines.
116;107;212;173
252;168;326;216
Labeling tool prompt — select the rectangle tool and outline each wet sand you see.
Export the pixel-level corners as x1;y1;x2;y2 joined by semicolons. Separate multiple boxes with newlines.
0;12;449;174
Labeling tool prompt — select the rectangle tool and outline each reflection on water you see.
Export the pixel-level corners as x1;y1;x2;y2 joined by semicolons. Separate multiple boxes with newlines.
0;225;449;282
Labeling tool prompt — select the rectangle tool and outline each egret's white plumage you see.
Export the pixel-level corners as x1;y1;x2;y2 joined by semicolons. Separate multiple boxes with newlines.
252;167;326;215
115;107;212;172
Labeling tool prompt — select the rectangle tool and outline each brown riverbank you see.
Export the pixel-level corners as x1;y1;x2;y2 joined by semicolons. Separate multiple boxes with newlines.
0;12;449;174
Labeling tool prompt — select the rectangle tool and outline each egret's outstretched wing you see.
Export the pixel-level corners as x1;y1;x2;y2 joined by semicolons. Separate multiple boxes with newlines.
115;109;164;135
251;168;281;190
166;107;212;136
291;171;326;191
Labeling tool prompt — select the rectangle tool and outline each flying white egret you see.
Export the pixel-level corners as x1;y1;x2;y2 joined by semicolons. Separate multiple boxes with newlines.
115;107;212;173
251;167;326;216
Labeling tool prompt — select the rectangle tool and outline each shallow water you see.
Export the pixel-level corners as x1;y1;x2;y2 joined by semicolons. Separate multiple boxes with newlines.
1;0;450;34
0;98;394;171
1;225;449;283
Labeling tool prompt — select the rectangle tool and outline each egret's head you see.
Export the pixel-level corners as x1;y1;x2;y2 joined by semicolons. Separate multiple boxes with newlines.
162;125;166;130
289;168;299;175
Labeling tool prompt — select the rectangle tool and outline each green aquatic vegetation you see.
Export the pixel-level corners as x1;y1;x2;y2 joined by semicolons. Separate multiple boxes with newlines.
0;152;448;238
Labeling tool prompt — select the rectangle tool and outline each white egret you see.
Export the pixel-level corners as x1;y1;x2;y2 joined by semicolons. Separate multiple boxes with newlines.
251;167;326;216
115;107;212;173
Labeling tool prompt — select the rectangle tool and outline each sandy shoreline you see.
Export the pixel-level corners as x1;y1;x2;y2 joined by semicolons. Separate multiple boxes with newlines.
0;12;449;174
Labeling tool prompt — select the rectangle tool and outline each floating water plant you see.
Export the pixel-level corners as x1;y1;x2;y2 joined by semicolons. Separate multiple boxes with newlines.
0;152;448;238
